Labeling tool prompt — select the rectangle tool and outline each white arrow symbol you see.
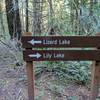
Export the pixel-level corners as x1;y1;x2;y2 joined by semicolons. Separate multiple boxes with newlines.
28;53;41;59
28;39;42;45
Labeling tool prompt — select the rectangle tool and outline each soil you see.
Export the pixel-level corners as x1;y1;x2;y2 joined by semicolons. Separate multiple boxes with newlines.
0;40;93;100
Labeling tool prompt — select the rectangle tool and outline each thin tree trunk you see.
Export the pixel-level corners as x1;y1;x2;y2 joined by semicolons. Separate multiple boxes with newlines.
33;0;42;35
21;0;25;32
70;2;74;32
14;0;22;40
48;0;54;28
26;0;29;32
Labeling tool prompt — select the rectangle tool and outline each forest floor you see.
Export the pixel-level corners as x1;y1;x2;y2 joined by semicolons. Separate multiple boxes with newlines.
0;40;95;100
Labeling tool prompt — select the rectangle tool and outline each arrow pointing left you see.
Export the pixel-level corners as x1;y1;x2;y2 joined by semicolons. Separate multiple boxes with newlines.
28;39;42;45
28;53;41;59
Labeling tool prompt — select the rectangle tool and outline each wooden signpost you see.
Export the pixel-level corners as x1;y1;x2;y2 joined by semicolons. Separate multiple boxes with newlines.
22;36;100;48
21;33;100;100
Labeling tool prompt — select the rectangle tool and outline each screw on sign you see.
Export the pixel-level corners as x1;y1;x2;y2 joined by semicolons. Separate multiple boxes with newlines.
21;33;100;100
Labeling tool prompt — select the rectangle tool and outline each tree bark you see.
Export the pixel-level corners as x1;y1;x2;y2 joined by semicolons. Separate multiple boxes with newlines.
5;0;22;40
33;0;42;35
26;0;29;32
5;0;14;39
48;0;54;28
14;0;22;40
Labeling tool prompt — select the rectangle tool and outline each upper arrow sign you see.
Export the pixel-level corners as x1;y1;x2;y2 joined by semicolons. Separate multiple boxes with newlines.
28;39;42;45
21;36;100;48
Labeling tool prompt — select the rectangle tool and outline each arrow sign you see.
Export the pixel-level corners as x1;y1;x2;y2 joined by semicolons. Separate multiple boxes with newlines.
28;53;41;59
22;36;100;48
28;39;42;45
23;50;100;61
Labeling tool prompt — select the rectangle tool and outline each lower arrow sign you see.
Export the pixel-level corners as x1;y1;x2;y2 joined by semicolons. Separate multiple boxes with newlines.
24;50;100;61
28;53;41;59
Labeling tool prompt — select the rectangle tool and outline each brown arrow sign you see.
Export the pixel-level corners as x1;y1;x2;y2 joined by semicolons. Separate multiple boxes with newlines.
21;36;100;48
23;50;100;61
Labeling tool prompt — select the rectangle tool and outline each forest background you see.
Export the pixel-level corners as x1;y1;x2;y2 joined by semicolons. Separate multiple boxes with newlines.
0;0;100;99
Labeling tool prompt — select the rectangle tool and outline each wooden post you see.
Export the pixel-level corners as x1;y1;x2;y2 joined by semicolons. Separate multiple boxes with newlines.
91;61;100;100
24;32;34;100
91;33;100;100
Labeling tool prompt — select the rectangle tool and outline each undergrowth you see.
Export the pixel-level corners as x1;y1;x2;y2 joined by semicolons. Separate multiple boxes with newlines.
35;61;92;86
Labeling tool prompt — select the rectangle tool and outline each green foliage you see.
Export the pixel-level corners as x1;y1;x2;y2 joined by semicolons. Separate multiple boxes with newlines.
65;61;91;84
35;61;91;85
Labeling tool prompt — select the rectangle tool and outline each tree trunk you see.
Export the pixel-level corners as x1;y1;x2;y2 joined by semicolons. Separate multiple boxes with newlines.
33;0;42;35
5;0;14;39
26;0;29;32
13;0;22;40
5;0;22;40
48;0;54;28
70;0;80;34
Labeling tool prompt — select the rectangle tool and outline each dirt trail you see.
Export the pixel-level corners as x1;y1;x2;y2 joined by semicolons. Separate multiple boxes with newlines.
0;42;28;100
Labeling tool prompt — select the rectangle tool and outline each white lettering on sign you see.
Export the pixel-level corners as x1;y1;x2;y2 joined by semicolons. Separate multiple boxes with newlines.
43;53;64;59
54;53;64;58
59;40;70;45
43;53;52;59
43;39;70;45
43;39;57;45
28;39;71;46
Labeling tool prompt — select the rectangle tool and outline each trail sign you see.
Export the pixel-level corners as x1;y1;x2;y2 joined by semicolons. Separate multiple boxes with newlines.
23;50;100;61
21;36;100;48
21;33;100;100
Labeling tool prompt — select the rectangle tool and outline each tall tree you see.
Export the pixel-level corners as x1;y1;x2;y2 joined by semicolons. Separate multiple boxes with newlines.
14;0;22;40
69;0;80;34
5;0;22;40
26;0;29;32
48;0;54;28
32;0;42;35
5;0;14;39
